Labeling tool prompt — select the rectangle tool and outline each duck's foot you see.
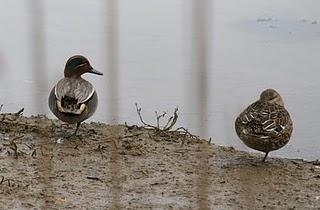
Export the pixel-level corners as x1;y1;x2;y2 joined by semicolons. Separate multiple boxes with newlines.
262;152;269;162
74;122;81;136
63;123;81;139
54;123;82;143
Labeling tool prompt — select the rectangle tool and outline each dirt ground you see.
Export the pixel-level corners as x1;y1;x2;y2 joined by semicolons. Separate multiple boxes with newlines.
0;112;319;210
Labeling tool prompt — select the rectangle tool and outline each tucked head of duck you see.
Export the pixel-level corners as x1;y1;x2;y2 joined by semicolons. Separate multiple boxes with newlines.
259;89;284;106
64;55;103;78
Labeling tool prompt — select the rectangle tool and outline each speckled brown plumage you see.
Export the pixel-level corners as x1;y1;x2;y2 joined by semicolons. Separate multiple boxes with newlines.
235;89;293;162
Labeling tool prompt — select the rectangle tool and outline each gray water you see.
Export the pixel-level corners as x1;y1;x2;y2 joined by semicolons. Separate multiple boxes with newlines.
0;0;319;160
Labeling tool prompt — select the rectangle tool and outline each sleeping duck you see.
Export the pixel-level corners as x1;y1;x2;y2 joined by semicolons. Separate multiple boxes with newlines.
235;89;293;162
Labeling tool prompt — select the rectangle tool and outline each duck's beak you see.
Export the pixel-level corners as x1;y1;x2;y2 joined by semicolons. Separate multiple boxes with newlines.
88;67;103;76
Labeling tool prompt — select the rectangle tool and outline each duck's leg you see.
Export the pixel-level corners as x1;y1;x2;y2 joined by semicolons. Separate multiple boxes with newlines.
74;122;81;135
262;152;269;162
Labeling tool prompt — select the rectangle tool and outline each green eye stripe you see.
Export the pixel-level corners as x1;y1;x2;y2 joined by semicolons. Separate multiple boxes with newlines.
66;59;86;71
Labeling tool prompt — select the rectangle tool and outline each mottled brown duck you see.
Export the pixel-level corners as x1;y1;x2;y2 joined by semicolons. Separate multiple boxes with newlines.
235;89;293;162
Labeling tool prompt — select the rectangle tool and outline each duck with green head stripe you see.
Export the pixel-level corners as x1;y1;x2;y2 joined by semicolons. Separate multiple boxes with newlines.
48;55;103;135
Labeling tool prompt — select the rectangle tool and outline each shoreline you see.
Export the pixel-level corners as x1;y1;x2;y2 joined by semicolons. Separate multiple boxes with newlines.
0;114;319;209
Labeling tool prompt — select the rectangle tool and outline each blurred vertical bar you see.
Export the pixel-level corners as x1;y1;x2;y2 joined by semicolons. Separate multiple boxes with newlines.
29;1;52;209
30;0;47;114
192;0;209;138
106;0;119;123
105;1;121;209
191;0;211;209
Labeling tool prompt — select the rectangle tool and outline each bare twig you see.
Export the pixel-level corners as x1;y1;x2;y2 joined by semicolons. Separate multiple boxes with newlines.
6;179;14;187
24;143;33;149
31;149;37;157
86;176;100;181
135;103;158;130
13;135;24;141
163;116;173;129
0;104;3;112
140;170;148;176
135;103;179;131
9;141;18;152
155;111;166;128
175;127;199;139
15;108;24;116
163;107;178;131
124;122;139;130
0;176;4;184
0;177;15;187
135;103;200;143
0;107;25;122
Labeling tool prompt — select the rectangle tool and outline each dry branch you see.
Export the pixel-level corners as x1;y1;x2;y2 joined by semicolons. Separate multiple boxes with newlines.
134;103;200;142
0;106;25;122
135;103;178;132
15;108;24;116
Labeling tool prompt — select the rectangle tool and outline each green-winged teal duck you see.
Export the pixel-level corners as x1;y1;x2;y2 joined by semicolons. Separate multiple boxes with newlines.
48;55;103;135
235;89;293;162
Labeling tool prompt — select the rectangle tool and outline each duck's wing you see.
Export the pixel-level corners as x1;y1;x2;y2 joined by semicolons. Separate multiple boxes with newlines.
54;78;95;114
55;78;94;103
236;101;292;138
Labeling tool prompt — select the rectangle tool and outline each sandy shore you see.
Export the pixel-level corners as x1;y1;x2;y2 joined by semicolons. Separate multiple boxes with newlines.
0;113;319;209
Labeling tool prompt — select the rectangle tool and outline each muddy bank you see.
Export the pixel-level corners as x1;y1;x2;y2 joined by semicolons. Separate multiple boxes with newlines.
0;113;319;209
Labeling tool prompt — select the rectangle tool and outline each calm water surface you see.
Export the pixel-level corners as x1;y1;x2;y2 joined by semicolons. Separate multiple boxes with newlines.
0;0;319;160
